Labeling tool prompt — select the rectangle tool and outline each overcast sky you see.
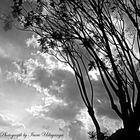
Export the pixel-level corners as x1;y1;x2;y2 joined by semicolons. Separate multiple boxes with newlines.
0;1;122;140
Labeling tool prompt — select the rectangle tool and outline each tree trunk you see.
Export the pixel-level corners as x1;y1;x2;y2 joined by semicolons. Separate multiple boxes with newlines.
133;91;140;131
88;106;102;140
123;93;140;133
123;114;140;134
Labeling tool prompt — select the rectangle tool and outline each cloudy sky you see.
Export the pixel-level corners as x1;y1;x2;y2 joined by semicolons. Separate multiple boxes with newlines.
0;0;122;140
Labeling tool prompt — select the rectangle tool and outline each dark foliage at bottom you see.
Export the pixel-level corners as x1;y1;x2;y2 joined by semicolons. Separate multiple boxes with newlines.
88;128;140;140
106;128;140;140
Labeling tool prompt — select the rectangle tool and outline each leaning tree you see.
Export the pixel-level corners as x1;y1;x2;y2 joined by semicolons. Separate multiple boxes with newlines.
10;0;140;139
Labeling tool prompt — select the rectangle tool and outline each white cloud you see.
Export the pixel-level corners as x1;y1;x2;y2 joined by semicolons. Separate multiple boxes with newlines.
98;116;122;134
0;114;12;126
68;120;88;140
88;69;100;81
0;113;25;130
26;35;40;49
26;105;45;117
76;108;94;131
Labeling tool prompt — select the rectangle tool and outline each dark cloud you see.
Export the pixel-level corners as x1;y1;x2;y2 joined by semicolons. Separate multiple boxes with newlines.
56;69;83;107
34;68;53;88
43;103;81;122
34;67;84;107
29;55;121;122
33;67;84;121
25;115;61;131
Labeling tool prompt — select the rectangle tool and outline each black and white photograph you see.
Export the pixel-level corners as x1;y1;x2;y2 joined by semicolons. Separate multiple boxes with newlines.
0;0;140;140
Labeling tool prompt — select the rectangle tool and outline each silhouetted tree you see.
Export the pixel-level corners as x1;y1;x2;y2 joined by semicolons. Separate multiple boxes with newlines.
9;0;140;139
